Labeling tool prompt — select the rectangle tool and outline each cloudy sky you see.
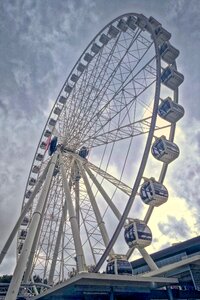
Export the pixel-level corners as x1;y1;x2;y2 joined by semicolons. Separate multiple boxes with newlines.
0;0;200;275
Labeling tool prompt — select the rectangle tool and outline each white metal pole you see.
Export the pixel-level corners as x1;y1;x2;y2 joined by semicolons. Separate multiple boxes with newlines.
138;247;158;271
0;161;50;265
59;154;86;273
77;160;114;255
23;195;50;283
48;196;67;285
5;153;58;300
84;164;122;221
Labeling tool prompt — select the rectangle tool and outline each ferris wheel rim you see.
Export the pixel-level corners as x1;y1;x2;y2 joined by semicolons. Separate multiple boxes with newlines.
20;12;154;204
16;12;180;281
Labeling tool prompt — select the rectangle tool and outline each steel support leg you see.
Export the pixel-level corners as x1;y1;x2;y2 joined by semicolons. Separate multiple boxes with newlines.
5;153;58;300
48;196;68;285
59;154;86;273
0;160;50;265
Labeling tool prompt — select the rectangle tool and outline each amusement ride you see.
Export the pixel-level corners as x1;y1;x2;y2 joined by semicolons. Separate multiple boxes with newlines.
0;13;184;300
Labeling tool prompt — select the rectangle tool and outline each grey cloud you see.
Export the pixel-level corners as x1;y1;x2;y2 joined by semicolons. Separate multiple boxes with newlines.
158;216;190;240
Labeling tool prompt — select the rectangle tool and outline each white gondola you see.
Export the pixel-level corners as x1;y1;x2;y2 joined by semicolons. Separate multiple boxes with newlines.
79;146;89;158
36;153;44;161
158;97;185;123
148;16;161;30
71;74;79;83
140;178;168;206
160;42;179;64
53;165;59;177
84;53;93;63
32;165;40;174
25;190;32;198
21;216;29;226
91;43;101;54
126;16;137;31
40;141;47;149
18;242;23;254
77;62;86;73
124;219;152;248
161;66;184;90
117;19;128;32
108;25;119;38
99;33;110;45
64;85;73;94
106;256;132;275
44;129;51;137
59;95;67;104
54;107;61;115
154;26;171;45
49;118;56;127
29;177;36;186
135;14;148;31
151;136;180;164
20;230;27;240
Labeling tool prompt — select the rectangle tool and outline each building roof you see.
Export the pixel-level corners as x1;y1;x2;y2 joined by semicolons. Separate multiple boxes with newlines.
131;235;200;269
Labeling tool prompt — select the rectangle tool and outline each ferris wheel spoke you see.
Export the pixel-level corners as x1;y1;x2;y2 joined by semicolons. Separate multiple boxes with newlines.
84;118;170;148
77;160;115;255
70;55;156;145
66;30;152;140
67;152;132;196
66;32;124;133
87;161;132;196
66;28;142;134
76;56;155;145
83;163;122;221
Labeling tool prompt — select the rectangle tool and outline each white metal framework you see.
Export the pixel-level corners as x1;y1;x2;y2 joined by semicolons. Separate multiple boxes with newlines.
0;13;184;300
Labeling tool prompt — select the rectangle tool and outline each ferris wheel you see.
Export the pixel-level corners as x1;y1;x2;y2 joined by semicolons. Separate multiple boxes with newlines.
2;13;184;299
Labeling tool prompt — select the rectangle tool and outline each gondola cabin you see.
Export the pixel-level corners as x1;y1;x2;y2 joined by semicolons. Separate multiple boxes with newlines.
40;141;47;150
44;129;51;138
54;107;61;115
160;42;179;64
36;153;44;161
20;230;27;240
49;118;56;127
140;178;168;206
21;216;29;226
53;165;59;177
79;146;89;158
151;136;179;164
161;66;184;90
154;26;171;45
48;136;58;156
64;85;72;94
29;178;36;186
106;258;132;275
25;190;32;199
126;16;137;31
32;165;40;174
18;242;23;254
158;97;184;123
124;220;152;248
99;33;110;45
